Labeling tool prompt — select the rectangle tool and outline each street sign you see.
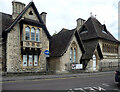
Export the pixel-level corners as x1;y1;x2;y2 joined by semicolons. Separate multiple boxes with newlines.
44;50;49;57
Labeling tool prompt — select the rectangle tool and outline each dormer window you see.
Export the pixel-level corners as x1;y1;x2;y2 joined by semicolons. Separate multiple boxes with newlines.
80;26;88;34
102;30;107;34
102;25;107;34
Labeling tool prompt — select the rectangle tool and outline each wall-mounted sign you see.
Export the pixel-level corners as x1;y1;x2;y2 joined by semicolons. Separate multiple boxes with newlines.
44;50;49;57
76;64;83;69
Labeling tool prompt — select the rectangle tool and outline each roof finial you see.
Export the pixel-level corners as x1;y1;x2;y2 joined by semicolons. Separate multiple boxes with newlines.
90;12;94;18
95;14;97;18
90;12;92;17
31;0;33;2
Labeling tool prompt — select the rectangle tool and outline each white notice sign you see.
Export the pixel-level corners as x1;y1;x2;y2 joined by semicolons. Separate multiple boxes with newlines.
76;64;83;69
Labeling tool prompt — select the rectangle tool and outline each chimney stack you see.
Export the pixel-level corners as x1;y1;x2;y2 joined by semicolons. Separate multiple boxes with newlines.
12;0;26;19
76;18;85;31
40;12;47;25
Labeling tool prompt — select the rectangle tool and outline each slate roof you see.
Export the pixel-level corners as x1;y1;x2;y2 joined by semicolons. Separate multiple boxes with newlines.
78;17;119;43
0;12;13;37
1;1;51;39
82;39;103;60
50;28;85;57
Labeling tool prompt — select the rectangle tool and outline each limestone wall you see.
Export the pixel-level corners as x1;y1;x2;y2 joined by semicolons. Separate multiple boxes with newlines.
99;58;119;71
39;28;49;72
49;35;83;73
0;40;2;72
48;57;61;73
6;22;49;72
7;23;21;72
98;39;120;71
60;35;82;73
22;6;39;21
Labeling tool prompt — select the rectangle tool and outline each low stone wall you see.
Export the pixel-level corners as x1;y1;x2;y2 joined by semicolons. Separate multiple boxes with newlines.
99;58;120;71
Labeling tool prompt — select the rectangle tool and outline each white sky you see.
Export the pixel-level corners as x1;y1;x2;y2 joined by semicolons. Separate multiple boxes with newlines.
0;0;119;39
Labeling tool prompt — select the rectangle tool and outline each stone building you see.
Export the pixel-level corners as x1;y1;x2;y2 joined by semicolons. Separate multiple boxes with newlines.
49;16;120;73
77;16;120;72
49;28;85;73
0;1;51;73
0;1;119;74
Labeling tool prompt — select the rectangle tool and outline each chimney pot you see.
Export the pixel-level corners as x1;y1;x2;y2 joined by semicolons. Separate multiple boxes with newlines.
76;18;85;31
40;12;47;25
12;0;26;19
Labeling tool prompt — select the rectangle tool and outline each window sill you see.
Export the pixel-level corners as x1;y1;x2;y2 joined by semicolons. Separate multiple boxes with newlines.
22;40;41;43
22;66;40;69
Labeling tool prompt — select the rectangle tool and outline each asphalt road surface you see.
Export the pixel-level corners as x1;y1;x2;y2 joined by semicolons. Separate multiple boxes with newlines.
2;72;120;91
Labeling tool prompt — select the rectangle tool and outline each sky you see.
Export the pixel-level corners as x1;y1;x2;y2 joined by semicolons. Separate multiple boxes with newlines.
0;0;119;39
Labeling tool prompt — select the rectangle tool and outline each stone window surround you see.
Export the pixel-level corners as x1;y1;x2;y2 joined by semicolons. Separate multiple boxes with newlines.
102;43;118;53
22;54;39;68
70;41;78;63
21;24;42;68
23;24;41;42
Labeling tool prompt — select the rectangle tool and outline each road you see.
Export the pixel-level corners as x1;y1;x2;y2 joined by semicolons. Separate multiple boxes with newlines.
2;72;120;91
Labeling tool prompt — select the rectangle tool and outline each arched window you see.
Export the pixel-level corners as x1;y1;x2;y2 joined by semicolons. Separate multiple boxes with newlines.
31;28;35;41
25;27;30;40
74;48;76;63
70;48;73;63
36;29;40;41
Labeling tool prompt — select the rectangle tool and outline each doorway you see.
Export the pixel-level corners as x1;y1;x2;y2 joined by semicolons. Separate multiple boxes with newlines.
93;54;96;71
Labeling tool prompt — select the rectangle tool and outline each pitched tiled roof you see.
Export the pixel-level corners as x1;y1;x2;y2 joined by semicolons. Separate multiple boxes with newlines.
50;28;85;57
82;39;103;59
2;1;51;39
78;17;119;43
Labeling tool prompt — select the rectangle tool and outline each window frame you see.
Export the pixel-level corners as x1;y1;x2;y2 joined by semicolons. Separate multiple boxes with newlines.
34;55;38;66
23;55;27;67
36;28;40;42
70;48;73;63
29;55;33;66
31;27;35;41
74;48;76;63
25;27;30;40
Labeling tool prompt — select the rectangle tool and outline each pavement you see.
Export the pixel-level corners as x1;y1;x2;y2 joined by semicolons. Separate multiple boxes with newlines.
2;71;115;82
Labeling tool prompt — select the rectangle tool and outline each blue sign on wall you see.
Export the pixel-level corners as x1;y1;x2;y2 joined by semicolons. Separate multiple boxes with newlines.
44;50;49;55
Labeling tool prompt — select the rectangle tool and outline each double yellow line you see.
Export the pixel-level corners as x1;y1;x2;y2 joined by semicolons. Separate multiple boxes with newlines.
1;73;112;83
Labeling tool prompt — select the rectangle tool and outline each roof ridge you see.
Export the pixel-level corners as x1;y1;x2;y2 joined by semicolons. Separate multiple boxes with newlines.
90;17;99;37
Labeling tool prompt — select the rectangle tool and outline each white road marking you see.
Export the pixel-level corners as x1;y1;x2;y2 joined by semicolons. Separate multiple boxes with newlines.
102;83;110;87
74;88;86;92
84;87;95;91
93;86;106;91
